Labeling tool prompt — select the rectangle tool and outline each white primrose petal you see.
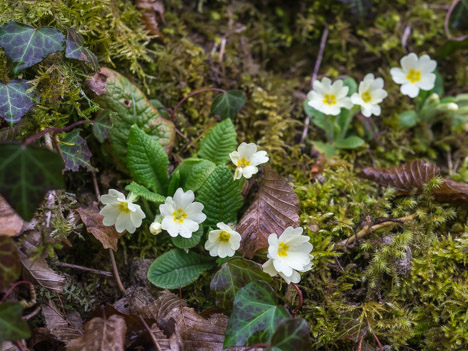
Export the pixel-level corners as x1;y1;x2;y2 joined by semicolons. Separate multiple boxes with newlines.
350;93;361;105
335;85;349;99
174;188;194;208
159;199;175;217
401;83;420;98
390;68;407;84
312;79;324;94
242;166;259;179
416;73;436;90
273;259;293;277
400;53;418;71
320;77;332;90
234;167;243;180
371;77;384;90
114;213;129;233
371;105;381;116
418;55;437;72
362;106;372;117
238;142;257;157
100;193;119;205
208;230;222;242
179;219;198;238
262;258;278;277
363;73;375;82
280;270;301;284
229;151;240;164
281;226;303;239
161;217;179;237
251;151;269;166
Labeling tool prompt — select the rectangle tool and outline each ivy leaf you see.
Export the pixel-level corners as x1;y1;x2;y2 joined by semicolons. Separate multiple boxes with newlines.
171;225;204;249
210;257;272;313
147;248;215;289
59;129;93;172
211;90;245;119
237;165;299;258
92;111;114;143
268;318;313;351
198;119;237;165
0;21;64;73
334;136;365;149
0;302;31;342
0;80;38;124
224;280;289;348
64;27;98;70
197;165;243;227
0;144;64;221
127;124;169;195
125;182;165;205
0;236;21;293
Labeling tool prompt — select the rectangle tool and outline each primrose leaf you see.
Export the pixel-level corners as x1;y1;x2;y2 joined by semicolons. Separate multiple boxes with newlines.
334;136;365;149
0;80;38;124
125;182;166;204
211;90;245;119
269;318;313;351
342;76;358;96
184;159;216;191
64;27;98;70
59;129;93;172
167;169;180;197
0;302;31;342
0;21;64;73
224;280;289;348
197;165;243;227
210;257;272;313
399;110;420;128
147;248;215;289
171;225;204;249
0;236;21;293
127;125;169;195
303;100;325;129
0;144;64;221
198;119;237;165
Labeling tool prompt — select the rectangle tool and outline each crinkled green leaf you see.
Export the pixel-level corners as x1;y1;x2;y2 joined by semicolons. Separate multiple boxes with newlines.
0;80;38;124
92;111;114;143
224;281;289;348
0;21;64;73
210;258;272;313
0;236;21;293
0;144;64;221
342;76;358;96
0;302;31;342
64;27;98;70
184;159;216;191
313;141;337;158
127;125;169;195
334;136;365;149
211;90;245;119
197;165;243;227
147;248;215;289
59;129;93;172
269;318;313;351
125;182;165;205
167;169;180;197
399;110;420;128
171;225;204;249
198;119;237;165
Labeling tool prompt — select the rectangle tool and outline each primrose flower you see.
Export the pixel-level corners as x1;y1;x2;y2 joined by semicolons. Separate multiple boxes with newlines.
351;74;388;117
149;216;163;235
229;142;269;180
159;188;206;238
100;189;145;233
205;222;241;258
262;227;313;284
390;53;437;98
307;77;353;116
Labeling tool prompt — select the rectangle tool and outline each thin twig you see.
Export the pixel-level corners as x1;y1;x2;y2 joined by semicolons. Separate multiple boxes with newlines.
14;341;26;351
54;261;113;277
91;171;101;201
171;87;226;120
445;0;468;41
109;248;126;293
179;287;186;326
370;329;384;351
24;306;41;320
23;120;94;146
290;283;303;318
138;315;162;351
1;281;33;302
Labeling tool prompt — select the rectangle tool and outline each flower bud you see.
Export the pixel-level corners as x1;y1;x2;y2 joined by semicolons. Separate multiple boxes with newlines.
150;221;162;235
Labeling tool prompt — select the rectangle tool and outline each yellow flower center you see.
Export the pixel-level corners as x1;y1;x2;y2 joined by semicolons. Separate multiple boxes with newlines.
361;91;372;103
277;242;290;257
406;69;421;83
172;208;187;223
219;230;231;242
322;93;337;106
237;157;251;168
118;201;130;214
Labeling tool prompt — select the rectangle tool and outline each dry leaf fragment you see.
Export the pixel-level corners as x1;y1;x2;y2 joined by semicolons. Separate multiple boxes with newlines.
237;165;300;258
42;299;83;342
0;195;23;237
77;205;123;251
135;0;165;36
66;314;126;351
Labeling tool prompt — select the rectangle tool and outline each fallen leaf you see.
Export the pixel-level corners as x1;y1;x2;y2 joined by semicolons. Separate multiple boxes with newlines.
77;205;123;251
0;195;23;237
0;236;21;292
66;314;126;351
59;129;94;172
135;0;165;36
42;299;83;342
237;165;300;258
309;153;327;180
359;160;468;202
85;71;107;96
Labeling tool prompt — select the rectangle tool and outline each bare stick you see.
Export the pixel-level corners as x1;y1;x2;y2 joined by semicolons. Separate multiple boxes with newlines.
54;261;113;277
1;281;33;303
23;120;94;146
138;315;162;351
445;0;468;41
109;248;126;293
91;170;101;201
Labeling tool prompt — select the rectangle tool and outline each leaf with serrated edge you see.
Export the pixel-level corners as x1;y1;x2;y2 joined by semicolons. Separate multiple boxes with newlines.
198;119;237;165
224;280;289;348
171;225;204;249
197;165;243;227
64;27;98;69
0;144;64;221
0;302;31;342
237;165;299;258
269;318;313;351
0;195;23;237
0;80;38;124
59;129;94;172
127;124;169;195
0;21;64;73
0;236;21;292
125;182;166;204
147;249;214;289
210;258;272;313
211;90;245;120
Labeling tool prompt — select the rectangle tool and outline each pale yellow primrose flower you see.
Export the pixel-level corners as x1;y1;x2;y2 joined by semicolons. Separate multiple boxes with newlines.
229;142;269;180
351;73;388;117
205;222;241;258
307;77;353;116
262;227;313;284
159;188;206;238
149;221;162;235
100;189;146;233
390;53;437;98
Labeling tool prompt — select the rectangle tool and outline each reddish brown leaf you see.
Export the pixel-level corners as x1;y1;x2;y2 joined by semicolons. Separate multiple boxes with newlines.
42;299;83;342
0;236;21;292
66;314;126;351
135;0;165;36
360;160;468;202
237;166;300;258
77;205;123;251
309;153;327;180
85;70;107;96
0;195;23;237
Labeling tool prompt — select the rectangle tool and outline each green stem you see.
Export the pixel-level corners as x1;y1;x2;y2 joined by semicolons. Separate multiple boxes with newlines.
142;198;155;219
324;114;334;142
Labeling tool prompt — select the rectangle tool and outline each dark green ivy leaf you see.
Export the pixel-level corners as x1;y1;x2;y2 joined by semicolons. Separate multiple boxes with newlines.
64;27;99;70
211;90;245;119
0;21;64;73
0;80;38;124
268;318;313;351
0;144;64;221
0;302;31;342
59;129;94;172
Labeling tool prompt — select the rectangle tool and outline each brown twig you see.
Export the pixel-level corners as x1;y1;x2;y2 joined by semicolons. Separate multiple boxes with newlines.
1;281;33;302
138;315;162;351
24;306;41;320
370;328;384;351
179;287;186;326
338;214;418;247
22;120;94;146
171;87;226;120
445;0;468;41
54;261;113;277
290;282;303;318
109;248;126;293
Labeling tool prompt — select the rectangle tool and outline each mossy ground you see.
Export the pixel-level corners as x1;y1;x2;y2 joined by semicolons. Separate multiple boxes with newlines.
1;0;467;350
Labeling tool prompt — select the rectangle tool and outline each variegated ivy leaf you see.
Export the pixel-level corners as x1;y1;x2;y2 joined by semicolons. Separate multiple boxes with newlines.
64;27;98;70
59;129;94;172
0;80;38;124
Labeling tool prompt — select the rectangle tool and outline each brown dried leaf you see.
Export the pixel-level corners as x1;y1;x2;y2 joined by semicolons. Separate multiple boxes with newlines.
0;195;23;237
66;314;126;351
237;165;300;258
135;0;165;36
360;160;468;202
77;205;123;251
42;299;83;342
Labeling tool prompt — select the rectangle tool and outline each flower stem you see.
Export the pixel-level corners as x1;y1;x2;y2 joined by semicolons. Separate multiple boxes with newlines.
323;114;334;142
291;282;303;318
22;120;94;146
1;281;33;302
